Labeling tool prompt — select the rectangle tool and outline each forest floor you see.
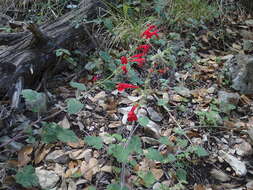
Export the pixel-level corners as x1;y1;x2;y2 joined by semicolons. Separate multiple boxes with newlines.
1;1;253;190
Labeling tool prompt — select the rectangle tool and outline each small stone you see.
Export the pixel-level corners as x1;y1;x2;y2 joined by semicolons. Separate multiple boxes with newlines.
235;140;253;156
69;149;92;161
174;86;191;97
210;169;230;182
99;132;116;144
246;181;253;190
245;19;253;27
219;150;247;176
243;40;253;51
218;91;240;105
162;180;172;187
147;107;163;122
153;182;162;190
45;150;69;164
35;167;59;189
144;120;161;138
207;86;216;94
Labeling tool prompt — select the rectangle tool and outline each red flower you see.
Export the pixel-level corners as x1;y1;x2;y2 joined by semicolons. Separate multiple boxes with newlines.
117;83;139;92
137;44;151;54
129;58;145;67
127;105;138;122
130;53;145;59
121;56;128;64
158;69;166;74
148;68;154;73
121;65;128;74
92;75;99;81
141;25;159;39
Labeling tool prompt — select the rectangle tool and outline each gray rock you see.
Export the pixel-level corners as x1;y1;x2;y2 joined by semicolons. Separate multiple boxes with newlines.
147;107;163;122
174;86;191;97
224;55;253;94
219;150;247;176
218;91;240;105
210;169;231;182
45;150;69;164
243;40;253;51
145;120;161;139
35;167;59;189
235;139;253;156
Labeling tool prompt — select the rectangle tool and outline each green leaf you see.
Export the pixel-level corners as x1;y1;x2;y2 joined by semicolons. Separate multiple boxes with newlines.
194;146;208;157
66;98;84;114
88;186;96;190
141;171;156;188
22;89;39;101
70;82;86;91
41;122;59;144
158;136;174;146
103;80;116;90
138;116;149;127
56;48;71;57
108;144;130;163
176;139;188;149
57;128;79;143
84;136;103;149
106;184;128;190
145;148;164;161
127;136;142;154
41;122;78;144
173;128;186;135
15;165;39;188
176;168;187;181
22;89;46;112
85;62;97;71
112;134;122;141
165;154;177;163
103;18;114;31
157;98;168;106
128;69;143;85
99;51;112;63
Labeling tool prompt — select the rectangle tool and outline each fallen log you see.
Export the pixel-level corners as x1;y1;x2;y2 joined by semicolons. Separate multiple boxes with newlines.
0;0;105;107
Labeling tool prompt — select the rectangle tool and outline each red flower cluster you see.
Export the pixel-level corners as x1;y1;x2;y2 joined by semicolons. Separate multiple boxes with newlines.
116;25;159;122
141;25;159;39
120;43;152;73
117;83;139;92
127;105;138;122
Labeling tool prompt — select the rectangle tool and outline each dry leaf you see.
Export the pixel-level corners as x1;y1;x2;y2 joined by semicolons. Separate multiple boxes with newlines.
151;168;164;180
108;121;122;128
59;116;70;129
194;184;206;190
18;145;33;166
67;138;85;148
240;95;252;105
35;144;53;164
81;158;99;181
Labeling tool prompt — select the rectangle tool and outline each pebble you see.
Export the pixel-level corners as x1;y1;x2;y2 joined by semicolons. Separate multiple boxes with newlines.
35;167;60;189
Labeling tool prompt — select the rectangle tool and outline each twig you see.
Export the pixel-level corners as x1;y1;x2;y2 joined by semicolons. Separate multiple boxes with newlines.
153;94;192;144
0;108;64;148
120;123;140;190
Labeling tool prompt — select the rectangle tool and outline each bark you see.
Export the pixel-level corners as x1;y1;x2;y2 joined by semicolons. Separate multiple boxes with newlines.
0;0;104;105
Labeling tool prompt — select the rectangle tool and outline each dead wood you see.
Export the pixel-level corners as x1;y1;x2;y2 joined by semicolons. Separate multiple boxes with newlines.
0;0;105;106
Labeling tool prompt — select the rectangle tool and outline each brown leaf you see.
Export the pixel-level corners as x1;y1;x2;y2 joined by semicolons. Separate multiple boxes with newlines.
194;184;206;190
151;168;164;180
59;116;70;129
18;145;33;167
34;144;53;164
67;138;85;148
81;158;99;181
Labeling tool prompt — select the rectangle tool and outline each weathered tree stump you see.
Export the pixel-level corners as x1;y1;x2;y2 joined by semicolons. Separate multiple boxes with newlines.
0;0;104;107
